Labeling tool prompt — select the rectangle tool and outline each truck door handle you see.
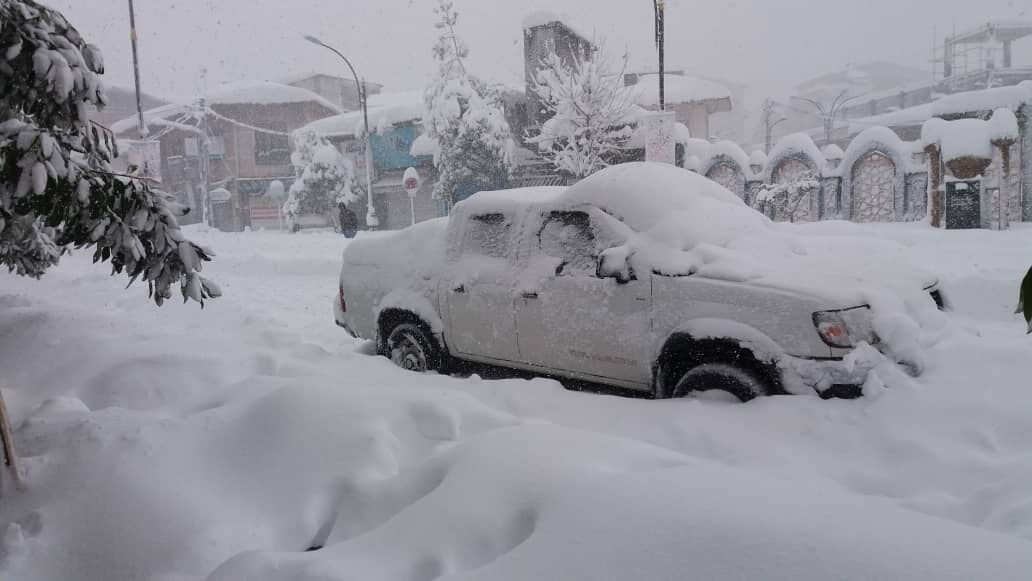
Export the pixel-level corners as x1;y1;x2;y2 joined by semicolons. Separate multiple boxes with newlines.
521;291;539;299
452;284;466;293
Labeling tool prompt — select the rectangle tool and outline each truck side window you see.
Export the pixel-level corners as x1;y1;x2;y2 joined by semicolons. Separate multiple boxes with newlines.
538;211;597;275
464;213;512;259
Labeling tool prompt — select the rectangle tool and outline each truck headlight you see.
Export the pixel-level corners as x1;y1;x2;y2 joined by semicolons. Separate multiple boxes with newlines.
813;308;877;349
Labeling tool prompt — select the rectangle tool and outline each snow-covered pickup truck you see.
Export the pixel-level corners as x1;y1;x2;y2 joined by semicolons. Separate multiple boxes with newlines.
334;163;945;400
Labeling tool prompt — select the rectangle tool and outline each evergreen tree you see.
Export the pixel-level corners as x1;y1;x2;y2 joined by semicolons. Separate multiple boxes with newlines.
283;130;358;224
528;42;634;179
0;0;218;305
423;0;513;203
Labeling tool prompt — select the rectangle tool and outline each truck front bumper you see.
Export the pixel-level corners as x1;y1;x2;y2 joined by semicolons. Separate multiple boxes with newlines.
779;348;918;399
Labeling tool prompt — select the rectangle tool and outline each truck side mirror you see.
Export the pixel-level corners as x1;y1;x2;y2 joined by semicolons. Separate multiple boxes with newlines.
597;247;636;284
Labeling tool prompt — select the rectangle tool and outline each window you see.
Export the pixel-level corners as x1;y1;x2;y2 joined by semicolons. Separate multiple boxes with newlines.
254;124;290;166
463;213;512;258
538;211;598;275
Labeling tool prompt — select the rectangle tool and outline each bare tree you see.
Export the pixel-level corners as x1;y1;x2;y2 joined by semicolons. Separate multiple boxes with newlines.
791;90;857;145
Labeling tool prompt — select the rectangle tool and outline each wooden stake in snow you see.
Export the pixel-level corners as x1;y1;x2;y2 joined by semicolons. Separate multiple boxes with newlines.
0;386;24;492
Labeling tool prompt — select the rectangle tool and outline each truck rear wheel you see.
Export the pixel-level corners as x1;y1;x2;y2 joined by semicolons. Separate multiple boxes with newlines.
386;322;442;373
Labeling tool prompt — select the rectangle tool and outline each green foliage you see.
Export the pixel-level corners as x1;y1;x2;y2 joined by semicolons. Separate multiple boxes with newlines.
0;0;218;305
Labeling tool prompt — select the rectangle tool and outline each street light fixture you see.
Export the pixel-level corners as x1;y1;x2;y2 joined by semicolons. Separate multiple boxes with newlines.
303;35;379;229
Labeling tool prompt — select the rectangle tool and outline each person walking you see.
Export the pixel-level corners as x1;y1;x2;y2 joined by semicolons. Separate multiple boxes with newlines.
338;202;358;238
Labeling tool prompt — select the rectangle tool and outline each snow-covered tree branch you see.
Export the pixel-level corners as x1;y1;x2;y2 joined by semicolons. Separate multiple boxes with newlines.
528;41;634;179
755;170;819;223
0;0;219;305
423;0;513;203
283;130;358;225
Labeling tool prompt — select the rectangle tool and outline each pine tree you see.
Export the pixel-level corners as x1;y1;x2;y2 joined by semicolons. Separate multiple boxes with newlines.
528;41;634;179
283;130;358;225
0;0;218;305
423;0;513;203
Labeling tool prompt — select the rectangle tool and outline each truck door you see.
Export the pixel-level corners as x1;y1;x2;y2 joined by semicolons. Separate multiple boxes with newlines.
444;212;521;362
514;210;651;385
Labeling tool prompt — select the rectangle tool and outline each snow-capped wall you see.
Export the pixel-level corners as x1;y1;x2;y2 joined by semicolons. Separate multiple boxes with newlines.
764;133;826;184
839;127;913;222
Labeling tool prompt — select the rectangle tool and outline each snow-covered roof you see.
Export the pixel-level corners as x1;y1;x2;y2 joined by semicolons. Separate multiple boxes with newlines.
204;81;341;111
521;11;593;42
560;162;751;233
847;80;1032;133
630;75;733;109
300;90;424;138
109;81;340;135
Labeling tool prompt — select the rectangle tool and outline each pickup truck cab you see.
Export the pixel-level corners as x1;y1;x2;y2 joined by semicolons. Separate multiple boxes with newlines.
335;163;943;400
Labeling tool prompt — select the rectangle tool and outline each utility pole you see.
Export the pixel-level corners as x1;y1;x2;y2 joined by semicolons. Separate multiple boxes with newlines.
127;0;147;140
654;0;665;110
199;97;212;228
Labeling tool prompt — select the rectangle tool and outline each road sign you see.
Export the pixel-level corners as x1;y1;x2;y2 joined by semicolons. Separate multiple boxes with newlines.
403;167;421;199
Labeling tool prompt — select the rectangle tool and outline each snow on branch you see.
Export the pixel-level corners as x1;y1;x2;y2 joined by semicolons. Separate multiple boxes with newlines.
527;39;634;179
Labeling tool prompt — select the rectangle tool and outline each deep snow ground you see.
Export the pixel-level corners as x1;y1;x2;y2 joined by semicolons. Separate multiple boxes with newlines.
1;223;1032;580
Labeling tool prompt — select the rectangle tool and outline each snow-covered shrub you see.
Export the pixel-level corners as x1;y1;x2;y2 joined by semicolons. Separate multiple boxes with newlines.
423;0;514;202
0;0;218;305
528;41;634;179
755;171;820;223
283;130;358;225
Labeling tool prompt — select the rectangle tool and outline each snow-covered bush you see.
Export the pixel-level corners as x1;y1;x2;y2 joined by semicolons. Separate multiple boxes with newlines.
755;171;820;223
423;0;514;202
528;41;634;178
0;0;218;305
283;130;358;224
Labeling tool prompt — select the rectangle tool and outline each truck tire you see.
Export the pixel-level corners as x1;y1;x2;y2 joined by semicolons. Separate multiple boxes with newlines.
385;322;443;373
658;338;778;402
672;361;767;402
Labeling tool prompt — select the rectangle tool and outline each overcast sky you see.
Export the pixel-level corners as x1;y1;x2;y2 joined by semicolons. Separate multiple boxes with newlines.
48;0;1031;104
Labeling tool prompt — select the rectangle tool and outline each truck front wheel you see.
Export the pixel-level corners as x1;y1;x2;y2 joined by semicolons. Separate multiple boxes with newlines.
672;362;767;402
658;338;780;402
386;322;442;373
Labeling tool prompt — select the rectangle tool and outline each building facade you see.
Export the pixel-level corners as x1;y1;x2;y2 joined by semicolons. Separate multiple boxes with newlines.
111;81;340;231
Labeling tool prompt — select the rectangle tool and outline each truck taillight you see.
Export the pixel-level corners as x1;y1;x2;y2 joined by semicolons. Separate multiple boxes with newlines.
338;282;347;312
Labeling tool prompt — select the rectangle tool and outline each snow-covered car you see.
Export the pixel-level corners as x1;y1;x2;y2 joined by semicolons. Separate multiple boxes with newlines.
334;163;944;400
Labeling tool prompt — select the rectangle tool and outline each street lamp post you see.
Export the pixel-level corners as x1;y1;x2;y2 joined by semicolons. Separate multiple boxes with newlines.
653;0;665;111
303;35;379;229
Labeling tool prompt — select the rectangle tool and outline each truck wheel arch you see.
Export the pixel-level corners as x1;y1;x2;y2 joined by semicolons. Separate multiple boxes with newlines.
653;321;786;399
